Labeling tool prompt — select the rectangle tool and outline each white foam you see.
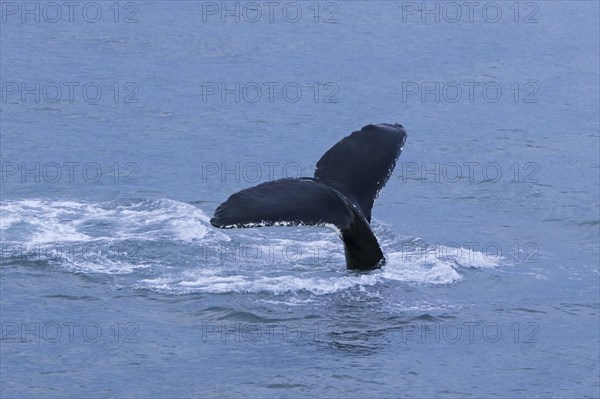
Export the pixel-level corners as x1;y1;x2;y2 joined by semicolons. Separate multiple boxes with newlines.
142;237;502;294
141;271;381;295
1;199;93;243
0;198;229;276
382;251;463;284
66;258;152;275
2;199;501;294
380;243;501;285
0;198;228;244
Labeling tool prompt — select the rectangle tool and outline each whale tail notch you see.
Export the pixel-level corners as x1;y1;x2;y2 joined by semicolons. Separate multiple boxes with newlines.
210;123;407;270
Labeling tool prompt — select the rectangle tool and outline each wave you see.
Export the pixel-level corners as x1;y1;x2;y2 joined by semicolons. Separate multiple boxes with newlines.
1;198;501;295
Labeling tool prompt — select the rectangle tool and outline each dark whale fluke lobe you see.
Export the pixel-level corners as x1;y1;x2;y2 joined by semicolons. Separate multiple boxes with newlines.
210;123;407;270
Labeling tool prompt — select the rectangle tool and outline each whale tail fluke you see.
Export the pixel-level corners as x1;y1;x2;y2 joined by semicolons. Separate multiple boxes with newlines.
210;123;407;270
211;178;355;230
314;123;407;222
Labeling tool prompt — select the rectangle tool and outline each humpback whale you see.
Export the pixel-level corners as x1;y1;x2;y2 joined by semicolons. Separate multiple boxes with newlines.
210;123;407;271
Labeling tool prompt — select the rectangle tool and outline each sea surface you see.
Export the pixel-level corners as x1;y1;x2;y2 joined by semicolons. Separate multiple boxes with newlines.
1;1;599;398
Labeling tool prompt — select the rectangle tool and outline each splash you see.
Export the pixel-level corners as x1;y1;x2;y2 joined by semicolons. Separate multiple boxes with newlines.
1;198;501;294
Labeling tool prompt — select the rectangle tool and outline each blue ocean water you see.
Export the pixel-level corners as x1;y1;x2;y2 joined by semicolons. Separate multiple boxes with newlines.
1;1;599;398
